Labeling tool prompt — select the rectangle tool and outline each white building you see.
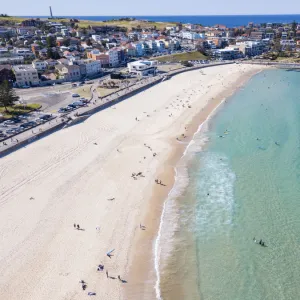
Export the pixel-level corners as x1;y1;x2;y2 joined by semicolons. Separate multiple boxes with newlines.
13;48;34;58
12;65;40;87
181;31;205;40
32;60;47;71
156;40;166;52
76;59;101;77
127;60;158;76
107;49;119;67
92;35;102;42
0;56;24;65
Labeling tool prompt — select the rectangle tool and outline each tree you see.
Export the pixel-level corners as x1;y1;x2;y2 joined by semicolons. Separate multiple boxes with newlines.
0;80;19;112
46;36;56;48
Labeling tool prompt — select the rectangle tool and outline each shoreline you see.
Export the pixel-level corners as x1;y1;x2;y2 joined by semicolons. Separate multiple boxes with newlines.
125;65;267;300
0;64;267;300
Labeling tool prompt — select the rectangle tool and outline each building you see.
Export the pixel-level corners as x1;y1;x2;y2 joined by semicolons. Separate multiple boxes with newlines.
107;48;119;67
0;56;24;65
12;65;40;87
13;48;35;58
181;31;204;40
32;60;47;71
213;48;240;60
127;60;158;76
156;40;166;52
75;59;101;77
91;35;102;42
55;64;81;81
0;65;15;84
237;41;265;57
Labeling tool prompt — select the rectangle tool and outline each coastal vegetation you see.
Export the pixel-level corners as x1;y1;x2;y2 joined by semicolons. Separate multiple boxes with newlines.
0;16;175;31
155;51;208;63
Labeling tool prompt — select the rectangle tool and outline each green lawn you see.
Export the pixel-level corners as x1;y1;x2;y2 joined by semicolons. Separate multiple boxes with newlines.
155;51;208;63
0;103;41;119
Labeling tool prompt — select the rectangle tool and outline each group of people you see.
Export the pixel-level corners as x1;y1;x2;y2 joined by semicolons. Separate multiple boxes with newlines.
253;237;267;247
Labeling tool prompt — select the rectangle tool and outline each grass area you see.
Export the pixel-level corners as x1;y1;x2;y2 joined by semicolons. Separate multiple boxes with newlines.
275;57;300;62
78;19;176;30
155;51;208;63
74;86;92;99
0;103;41;119
0;16;175;31
96;87;119;97
157;64;185;72
0;16;27;23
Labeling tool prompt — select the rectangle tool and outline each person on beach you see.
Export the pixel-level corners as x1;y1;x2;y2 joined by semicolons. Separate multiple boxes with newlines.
74;223;76;229
77;224;80;230
106;270;108;278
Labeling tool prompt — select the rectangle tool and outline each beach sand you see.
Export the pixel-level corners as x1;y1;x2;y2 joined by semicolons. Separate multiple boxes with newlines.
0;63;265;300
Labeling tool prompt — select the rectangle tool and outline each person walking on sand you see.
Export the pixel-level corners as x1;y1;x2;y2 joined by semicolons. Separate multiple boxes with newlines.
77;224;80;230
118;275;121;281
106;270;108;278
74;223;76;229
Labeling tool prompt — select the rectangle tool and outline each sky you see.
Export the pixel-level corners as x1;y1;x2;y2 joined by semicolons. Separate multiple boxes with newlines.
2;0;300;16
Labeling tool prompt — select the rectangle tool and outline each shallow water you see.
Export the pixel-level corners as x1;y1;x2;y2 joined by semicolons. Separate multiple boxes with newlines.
159;69;300;300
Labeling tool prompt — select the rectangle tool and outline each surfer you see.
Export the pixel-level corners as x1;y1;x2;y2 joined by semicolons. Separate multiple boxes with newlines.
275;142;280;146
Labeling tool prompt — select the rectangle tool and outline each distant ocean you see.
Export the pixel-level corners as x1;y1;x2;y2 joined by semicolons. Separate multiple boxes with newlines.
24;15;300;27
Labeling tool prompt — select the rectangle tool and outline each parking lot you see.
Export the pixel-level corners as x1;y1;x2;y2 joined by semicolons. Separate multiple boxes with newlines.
0;112;55;141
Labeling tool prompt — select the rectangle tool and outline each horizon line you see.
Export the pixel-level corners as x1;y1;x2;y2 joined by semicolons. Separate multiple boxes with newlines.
15;13;300;17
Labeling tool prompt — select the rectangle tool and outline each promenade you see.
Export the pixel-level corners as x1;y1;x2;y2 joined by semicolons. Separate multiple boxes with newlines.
0;61;232;157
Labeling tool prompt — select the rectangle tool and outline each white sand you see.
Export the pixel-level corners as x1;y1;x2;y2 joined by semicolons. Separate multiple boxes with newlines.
0;64;264;300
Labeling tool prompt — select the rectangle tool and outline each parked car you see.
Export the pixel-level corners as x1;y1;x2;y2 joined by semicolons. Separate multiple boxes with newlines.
3;120;16;126
58;108;67;113
67;104;77;109
72;101;85;107
20;121;37;128
39;114;52;121
72;93;80;97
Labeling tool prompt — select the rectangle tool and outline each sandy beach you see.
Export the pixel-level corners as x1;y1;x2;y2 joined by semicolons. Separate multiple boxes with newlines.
0;63;265;300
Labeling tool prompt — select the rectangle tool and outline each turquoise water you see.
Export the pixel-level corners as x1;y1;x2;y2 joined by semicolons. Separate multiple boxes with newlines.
173;69;300;300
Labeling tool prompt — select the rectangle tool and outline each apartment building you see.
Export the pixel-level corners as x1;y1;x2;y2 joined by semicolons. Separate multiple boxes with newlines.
75;59;101;77
107;48;119;67
12;65;40;87
32;60;47;71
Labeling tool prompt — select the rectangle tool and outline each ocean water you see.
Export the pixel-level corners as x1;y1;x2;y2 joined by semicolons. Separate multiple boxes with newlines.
25;15;300;27
158;69;300;300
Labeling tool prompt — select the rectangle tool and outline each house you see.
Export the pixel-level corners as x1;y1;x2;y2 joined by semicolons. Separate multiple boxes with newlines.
57;58;70;65
0;65;15;84
32;60;47;71
250;31;264;40
17;27;35;35
45;59;59;67
55;64;81;81
127;60;158;76
12;65;40;87
87;49;101;60
92;35;102;42
21;19;44;27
